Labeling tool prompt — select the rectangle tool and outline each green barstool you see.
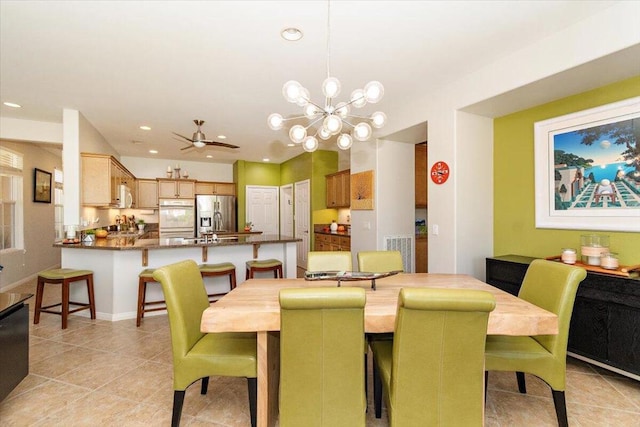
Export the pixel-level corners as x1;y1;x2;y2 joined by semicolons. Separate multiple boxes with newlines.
245;259;283;279
199;262;237;299
35;268;96;329
137;268;164;327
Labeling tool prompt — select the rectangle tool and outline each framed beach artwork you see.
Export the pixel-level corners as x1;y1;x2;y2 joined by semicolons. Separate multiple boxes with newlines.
534;96;640;232
33;168;52;203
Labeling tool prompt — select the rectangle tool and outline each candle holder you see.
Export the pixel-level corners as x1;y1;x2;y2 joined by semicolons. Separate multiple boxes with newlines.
580;234;609;266
166;171;173;178
174;168;181;180
182;170;189;179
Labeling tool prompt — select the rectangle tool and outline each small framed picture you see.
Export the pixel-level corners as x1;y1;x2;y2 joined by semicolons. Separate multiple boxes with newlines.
33;168;52;203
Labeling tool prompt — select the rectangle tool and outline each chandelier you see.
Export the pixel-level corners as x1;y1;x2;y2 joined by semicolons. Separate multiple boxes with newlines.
267;0;386;152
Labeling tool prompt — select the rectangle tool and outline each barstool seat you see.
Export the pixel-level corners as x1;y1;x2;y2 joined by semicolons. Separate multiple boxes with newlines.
246;259;283;279
35;268;96;329
199;262;237;299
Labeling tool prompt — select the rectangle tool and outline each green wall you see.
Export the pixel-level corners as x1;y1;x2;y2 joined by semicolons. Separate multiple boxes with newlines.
494;76;640;265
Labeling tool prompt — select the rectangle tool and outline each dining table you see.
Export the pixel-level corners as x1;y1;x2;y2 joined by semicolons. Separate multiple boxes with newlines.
200;273;558;427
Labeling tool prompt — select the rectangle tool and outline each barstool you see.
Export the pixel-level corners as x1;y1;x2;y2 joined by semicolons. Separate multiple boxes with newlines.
246;259;283;279
199;263;237;299
34;268;96;329
137;268;165;327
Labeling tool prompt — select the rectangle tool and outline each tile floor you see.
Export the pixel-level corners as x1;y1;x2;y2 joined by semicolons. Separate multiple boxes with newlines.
1;279;639;426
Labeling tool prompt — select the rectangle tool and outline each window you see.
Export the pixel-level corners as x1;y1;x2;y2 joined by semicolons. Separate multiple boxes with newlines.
54;168;64;239
0;147;24;251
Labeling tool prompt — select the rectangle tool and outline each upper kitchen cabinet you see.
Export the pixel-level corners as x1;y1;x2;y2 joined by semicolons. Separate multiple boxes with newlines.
157;179;195;199
195;181;236;196
415;143;427;207
81;153;135;207
136;179;158;209
326;169;350;208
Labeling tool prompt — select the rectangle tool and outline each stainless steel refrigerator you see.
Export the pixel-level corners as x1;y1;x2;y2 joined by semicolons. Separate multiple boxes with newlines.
196;195;237;236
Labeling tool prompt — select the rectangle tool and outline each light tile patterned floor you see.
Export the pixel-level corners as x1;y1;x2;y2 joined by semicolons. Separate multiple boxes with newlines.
1;279;639;426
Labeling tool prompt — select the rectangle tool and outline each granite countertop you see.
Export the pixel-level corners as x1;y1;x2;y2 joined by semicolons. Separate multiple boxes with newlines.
54;233;301;251
313;224;350;237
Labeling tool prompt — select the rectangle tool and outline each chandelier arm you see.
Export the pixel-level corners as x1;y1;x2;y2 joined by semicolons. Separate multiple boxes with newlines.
280;114;309;122
339;118;358;128
340;95;366;109
305;116;325;129
345;114;374;120
305;98;326;111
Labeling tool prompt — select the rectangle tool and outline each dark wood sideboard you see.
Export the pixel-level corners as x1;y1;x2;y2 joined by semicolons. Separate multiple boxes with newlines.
486;255;640;379
0;293;32;401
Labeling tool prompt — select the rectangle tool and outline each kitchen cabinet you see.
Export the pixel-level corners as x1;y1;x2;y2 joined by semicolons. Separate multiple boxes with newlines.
415;143;427;207
81;153;135;207
195;181;236;196
486;255;640;378
326;169;350;208
157;179;195;199
416;236;428;273
136;179;158;209
314;232;350;252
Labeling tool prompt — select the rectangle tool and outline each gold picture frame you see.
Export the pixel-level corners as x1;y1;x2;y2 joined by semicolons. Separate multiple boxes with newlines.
33;168;52;203
350;170;374;210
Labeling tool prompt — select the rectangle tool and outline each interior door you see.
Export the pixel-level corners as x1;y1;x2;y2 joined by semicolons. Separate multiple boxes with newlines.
246;185;279;235
294;179;310;269
280;184;294;237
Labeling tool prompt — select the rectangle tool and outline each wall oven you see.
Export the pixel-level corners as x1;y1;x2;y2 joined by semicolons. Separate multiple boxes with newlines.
158;199;195;239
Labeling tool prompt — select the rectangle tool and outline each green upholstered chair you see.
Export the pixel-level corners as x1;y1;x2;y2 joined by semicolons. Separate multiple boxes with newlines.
152;260;257;427
357;250;404;273
306;251;352;272
371;288;496;426
485;259;587;427
279;287;366;427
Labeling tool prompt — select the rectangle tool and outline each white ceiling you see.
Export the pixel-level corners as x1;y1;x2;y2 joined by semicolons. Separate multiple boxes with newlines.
1;0;636;164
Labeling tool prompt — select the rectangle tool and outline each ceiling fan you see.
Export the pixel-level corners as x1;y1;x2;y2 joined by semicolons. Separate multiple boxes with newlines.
173;120;239;150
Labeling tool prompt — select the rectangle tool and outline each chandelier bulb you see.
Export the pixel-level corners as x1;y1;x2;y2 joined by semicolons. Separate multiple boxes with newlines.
289;125;307;143
335;102;350;118
350;89;367;108
364;81;384;104
267;113;284;130
370;111;387;129
296;87;310;107
353;122;372;141
283;80;303;103
324;114;343;135
322;77;341;99
337;133;353;150
304;104;320;119
318;127;332;140
303;136;319;152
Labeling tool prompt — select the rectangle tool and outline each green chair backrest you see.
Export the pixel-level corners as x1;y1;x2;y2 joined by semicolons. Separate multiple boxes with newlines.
307;251;352;272
153;260;210;361
390;288;495;426
357;250;404;273
279;287;366;427
518;259;587;358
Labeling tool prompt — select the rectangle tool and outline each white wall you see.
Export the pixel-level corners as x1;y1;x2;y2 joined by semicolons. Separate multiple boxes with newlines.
121;156;233;182
0;117;62;143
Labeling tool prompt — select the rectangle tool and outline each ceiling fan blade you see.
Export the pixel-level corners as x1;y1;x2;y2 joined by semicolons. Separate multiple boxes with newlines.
205;141;240;149
180;145;194;151
172;132;194;142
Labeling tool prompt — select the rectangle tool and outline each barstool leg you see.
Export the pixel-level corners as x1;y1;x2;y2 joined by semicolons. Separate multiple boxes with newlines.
137;278;146;327
230;272;237;290
87;275;96;320
34;277;45;325
62;280;70;329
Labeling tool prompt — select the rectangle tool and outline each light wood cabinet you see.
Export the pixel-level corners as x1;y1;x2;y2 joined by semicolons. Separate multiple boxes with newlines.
136;179;158;209
415;143;427;207
195;181;236;196
81;153;135;207
416;236;428;273
157;179;195;199
314;233;350;252
326;169;350;208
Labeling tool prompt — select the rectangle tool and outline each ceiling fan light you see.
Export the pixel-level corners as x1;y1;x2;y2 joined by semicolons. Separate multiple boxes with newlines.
335;102;350;118
350;89;367;108
283;80;303;103
364;81;384;103
267;113;284;130
337;133;353;150
193;141;206;148
370;111;387;128
322;77;341;99
353;122;372;141
324;114;342;134
303;136;319;152
289;124;307;143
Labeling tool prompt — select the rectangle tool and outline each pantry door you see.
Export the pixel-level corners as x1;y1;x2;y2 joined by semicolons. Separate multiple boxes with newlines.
246;186;279;235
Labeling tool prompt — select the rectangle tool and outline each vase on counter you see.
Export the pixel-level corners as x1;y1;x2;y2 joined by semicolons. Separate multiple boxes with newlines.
330;221;338;232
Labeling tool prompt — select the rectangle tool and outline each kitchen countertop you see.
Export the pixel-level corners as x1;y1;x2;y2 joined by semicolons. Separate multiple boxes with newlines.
54;233;300;251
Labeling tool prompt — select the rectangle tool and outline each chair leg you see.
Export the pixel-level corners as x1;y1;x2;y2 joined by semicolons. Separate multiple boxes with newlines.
516;371;527;393
364;353;368;412
201;376;209;394
552;390;568;427
34;277;45;324
171;390;186;427
484;371;488;404
373;357;382;419
247;377;257;427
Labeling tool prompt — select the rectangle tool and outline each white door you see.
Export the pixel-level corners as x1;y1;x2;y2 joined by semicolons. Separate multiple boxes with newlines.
294;179;310;269
280;184;294;237
246;186;279;235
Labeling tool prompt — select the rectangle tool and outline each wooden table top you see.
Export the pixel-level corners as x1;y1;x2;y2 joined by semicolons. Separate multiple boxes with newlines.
201;273;558;336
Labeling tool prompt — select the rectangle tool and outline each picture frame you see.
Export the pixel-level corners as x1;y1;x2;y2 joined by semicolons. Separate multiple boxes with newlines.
534;96;640;232
350;170;374;210
33;168;52;203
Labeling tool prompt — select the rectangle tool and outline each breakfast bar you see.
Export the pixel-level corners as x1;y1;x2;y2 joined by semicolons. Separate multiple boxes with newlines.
55;234;300;321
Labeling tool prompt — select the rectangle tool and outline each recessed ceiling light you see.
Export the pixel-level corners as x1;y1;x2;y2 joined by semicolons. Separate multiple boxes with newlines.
3;102;21;108
139;125;151;131
281;27;303;41
217;135;226;140
287;143;295;147
263;158;270;162
206;155;213;159
149;149;158;154
131;140;144;145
